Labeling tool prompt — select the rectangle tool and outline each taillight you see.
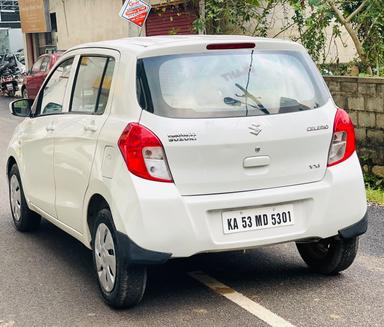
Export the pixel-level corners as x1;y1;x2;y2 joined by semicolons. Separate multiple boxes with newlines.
118;123;173;183
327;109;356;167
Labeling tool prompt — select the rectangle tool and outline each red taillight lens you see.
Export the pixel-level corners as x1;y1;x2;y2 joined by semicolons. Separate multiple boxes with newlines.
327;108;356;167
207;43;256;50
118;123;173;183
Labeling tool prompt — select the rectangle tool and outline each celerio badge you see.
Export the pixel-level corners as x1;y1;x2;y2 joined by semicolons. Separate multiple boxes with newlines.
307;125;329;132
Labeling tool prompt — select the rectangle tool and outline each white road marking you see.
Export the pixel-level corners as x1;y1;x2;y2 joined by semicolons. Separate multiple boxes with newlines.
189;271;296;327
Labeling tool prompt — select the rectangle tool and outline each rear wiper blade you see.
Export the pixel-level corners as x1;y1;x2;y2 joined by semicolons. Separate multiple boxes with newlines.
235;83;270;115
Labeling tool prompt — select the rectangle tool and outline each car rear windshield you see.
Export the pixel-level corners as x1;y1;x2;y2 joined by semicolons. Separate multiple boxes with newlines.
136;50;329;119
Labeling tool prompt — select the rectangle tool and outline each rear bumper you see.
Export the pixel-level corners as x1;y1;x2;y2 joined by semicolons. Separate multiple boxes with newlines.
112;153;367;258
338;212;368;239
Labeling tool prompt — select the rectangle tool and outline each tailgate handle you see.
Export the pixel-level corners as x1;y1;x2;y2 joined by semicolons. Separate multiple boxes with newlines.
243;156;270;168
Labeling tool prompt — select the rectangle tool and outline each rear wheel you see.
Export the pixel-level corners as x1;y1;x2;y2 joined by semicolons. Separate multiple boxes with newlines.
296;236;359;275
92;208;147;308
9;164;41;232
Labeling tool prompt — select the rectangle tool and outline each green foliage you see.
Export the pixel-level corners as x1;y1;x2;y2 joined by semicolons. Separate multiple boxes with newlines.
286;0;384;74
193;0;261;34
345;1;384;74
191;0;383;74
366;187;384;206
318;63;350;76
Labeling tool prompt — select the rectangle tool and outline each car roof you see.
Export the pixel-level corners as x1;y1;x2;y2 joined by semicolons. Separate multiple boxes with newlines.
67;35;304;57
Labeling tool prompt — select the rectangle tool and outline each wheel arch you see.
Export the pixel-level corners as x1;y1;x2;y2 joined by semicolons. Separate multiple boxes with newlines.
86;193;110;247
6;156;17;178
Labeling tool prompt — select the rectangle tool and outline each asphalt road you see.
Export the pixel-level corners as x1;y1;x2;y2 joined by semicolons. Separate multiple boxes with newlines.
0;96;383;327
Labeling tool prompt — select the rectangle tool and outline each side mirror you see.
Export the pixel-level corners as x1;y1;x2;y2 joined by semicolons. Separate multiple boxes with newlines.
9;99;33;117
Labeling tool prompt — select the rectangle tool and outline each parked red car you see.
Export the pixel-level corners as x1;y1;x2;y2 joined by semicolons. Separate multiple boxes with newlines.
22;52;63;99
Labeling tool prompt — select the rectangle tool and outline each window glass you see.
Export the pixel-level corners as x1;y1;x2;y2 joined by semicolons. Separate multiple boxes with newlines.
137;51;329;119
31;57;43;73
39;58;74;115
97;59;115;114
40;56;50;72
71;56;114;114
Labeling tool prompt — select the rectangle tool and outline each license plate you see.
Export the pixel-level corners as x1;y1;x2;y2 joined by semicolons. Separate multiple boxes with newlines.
222;203;294;234
6;83;13;90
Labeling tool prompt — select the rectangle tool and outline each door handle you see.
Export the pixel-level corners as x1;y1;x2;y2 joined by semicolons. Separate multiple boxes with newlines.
84;123;98;132
45;125;55;132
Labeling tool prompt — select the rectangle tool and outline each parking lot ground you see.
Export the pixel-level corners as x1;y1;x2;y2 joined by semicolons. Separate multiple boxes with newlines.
0;97;383;327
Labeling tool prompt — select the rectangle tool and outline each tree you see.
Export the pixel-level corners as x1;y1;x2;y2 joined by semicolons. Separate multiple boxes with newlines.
288;0;384;74
193;0;287;35
160;0;383;74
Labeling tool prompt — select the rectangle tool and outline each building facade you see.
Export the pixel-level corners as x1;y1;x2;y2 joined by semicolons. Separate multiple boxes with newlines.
20;0;198;68
0;0;23;54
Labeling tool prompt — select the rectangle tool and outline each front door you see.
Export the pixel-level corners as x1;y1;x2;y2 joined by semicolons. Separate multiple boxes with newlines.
53;53;117;233
21;57;76;218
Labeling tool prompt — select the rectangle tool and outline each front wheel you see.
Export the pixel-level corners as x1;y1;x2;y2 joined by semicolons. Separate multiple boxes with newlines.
9;164;41;232
296;236;359;275
92;209;147;308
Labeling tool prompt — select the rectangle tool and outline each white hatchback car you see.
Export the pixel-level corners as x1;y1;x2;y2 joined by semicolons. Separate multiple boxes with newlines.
7;36;367;308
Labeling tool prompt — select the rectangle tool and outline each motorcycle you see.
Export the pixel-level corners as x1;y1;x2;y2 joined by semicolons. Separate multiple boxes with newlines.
0;69;19;97
0;55;23;97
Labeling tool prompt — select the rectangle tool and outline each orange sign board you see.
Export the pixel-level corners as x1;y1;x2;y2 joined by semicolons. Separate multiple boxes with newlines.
19;0;50;33
119;0;151;28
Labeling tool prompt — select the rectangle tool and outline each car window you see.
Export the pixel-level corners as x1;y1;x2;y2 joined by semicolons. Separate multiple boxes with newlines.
137;50;329;119
31;57;43;74
40;57;50;72
37;58;74;116
96;58;115;114
70;56;115;114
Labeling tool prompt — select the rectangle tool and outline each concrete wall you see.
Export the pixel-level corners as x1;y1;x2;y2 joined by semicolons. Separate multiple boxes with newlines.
324;76;384;177
49;0;142;50
0;28;23;54
8;29;24;53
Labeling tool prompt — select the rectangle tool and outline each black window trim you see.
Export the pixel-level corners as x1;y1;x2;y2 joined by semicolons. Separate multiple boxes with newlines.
68;55;113;116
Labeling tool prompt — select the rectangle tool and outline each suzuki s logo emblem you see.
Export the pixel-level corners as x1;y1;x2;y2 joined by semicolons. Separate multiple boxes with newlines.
249;124;262;136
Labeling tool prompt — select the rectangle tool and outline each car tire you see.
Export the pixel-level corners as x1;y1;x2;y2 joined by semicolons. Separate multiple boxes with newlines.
22;88;28;99
296;236;359;275
92;208;147;308
9;164;41;232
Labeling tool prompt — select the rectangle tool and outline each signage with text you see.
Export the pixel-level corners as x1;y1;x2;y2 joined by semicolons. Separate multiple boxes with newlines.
119;0;151;28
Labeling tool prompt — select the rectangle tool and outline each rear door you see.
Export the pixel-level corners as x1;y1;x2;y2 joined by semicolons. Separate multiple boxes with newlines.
53;51;117;233
137;48;334;196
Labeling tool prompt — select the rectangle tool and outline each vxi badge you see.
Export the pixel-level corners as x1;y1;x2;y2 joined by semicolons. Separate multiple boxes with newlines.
307;125;329;132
